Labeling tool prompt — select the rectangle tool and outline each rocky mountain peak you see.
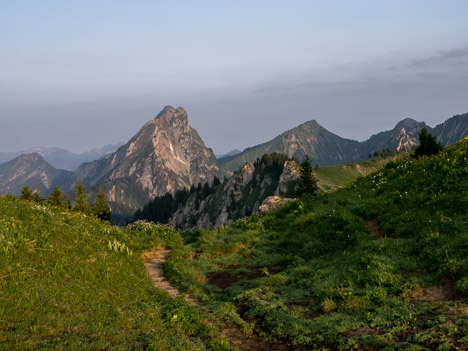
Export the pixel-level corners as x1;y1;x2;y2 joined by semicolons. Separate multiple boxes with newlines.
72;106;219;220
154;105;188;125
18;152;44;162
395;118;426;135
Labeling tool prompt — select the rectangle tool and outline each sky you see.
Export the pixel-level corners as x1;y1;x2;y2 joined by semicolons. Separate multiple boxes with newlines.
1;0;468;154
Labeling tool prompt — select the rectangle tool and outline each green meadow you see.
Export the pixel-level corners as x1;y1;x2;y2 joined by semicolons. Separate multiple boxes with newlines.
166;137;468;350
0;199;229;350
1;137;467;350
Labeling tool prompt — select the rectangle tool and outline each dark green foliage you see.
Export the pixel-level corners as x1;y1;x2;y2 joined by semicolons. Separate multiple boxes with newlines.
162;296;206;336
134;192;180;224
47;186;64;207
73;179;91;214
413;127;443;158
93;187;112;221
19;186;33;201
253;152;292;176
65;193;72;209
295;155;318;196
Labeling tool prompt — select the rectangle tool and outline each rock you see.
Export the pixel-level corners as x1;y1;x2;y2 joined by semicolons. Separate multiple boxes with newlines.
257;196;294;215
275;160;300;196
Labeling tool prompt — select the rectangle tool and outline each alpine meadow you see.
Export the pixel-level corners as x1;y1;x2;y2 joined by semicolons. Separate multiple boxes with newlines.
2;2;468;350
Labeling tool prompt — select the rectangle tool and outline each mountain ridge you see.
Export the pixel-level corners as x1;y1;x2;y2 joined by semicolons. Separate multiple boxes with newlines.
220;112;468;171
0;108;467;223
0;153;72;195
0;143;124;171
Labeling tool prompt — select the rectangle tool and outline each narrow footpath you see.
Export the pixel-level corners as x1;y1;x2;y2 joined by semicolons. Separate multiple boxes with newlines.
143;248;294;351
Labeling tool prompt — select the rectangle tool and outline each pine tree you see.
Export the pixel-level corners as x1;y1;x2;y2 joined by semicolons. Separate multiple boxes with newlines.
295;155;319;197
93;187;112;221
73;179;91;214
413;127;443;158
19;186;33;201
47;187;64;207
65;194;72;210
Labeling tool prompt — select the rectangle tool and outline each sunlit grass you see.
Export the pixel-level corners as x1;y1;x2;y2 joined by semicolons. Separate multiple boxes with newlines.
166;137;468;349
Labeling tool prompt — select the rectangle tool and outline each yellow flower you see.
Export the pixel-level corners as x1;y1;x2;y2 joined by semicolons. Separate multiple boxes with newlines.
171;314;178;321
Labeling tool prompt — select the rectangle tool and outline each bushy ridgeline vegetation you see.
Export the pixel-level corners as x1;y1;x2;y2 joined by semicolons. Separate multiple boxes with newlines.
164;136;468;350
0;196;231;350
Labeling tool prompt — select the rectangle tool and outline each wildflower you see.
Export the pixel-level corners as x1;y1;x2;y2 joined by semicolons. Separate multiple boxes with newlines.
171;314;178;321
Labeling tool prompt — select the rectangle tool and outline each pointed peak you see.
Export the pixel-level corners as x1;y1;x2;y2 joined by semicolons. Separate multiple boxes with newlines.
294;119;321;130
395;118;424;129
154;105;188;122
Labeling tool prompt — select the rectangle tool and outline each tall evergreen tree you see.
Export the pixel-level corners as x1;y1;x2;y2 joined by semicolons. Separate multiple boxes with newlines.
413;127;443;158
93;187;112;221
47;187;64;207
73;179;91;214
19;186;33;201
65;194;72;210
295;155;319;197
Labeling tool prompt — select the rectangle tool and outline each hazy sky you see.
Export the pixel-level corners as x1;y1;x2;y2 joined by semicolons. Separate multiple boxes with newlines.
1;1;468;154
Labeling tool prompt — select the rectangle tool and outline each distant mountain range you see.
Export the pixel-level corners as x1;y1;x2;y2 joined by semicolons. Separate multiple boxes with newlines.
219;113;468;172
0;107;466;223
0;153;72;196
0;143;124;171
216;149;241;159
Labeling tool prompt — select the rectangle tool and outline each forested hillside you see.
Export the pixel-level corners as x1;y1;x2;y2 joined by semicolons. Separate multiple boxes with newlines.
134;153;299;229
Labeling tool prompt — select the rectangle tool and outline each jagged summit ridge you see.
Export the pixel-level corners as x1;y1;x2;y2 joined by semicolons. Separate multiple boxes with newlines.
155;105;187;121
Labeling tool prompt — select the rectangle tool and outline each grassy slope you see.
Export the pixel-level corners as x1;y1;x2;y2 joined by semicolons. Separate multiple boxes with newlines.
0;198;228;350
166;137;468;350
315;153;408;191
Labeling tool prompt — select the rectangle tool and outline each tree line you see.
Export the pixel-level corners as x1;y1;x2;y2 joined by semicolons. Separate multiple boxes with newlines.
18;180;112;221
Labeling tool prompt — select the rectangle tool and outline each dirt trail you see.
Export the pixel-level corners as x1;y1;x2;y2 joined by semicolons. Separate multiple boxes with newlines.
142;249;197;305
143;248;295;351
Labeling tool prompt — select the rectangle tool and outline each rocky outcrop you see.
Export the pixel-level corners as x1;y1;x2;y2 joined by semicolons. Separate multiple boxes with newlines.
167;157;300;229
275;160;300;196
257;196;294;215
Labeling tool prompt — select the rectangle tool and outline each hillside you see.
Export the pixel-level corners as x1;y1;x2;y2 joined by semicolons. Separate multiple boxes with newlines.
164;136;468;349
315;152;408;191
432;113;468;146
0;153;72;196
134;153;300;229
219;120;361;172
0;196;232;350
